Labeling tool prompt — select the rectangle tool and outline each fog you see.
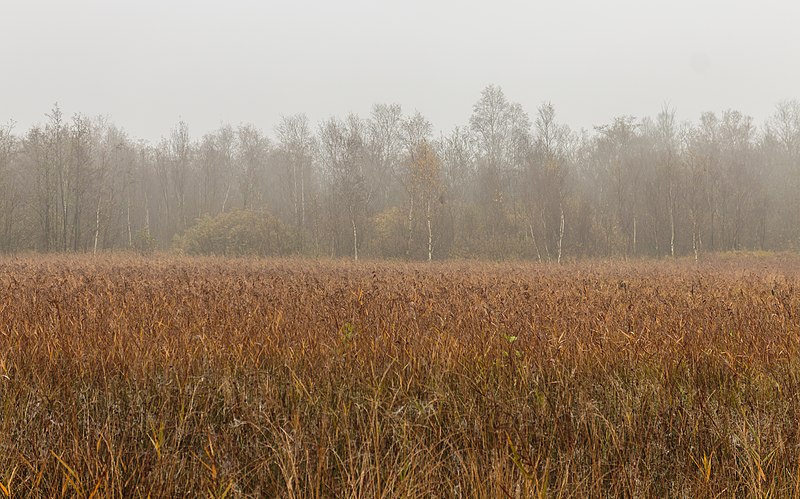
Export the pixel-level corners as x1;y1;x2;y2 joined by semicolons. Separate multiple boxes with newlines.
3;0;799;141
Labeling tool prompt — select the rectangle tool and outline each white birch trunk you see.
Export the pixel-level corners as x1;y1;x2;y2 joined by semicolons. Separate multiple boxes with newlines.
426;199;432;262
126;193;132;248
557;203;565;264
93;196;101;255
406;196;414;257
351;217;358;262
529;223;542;263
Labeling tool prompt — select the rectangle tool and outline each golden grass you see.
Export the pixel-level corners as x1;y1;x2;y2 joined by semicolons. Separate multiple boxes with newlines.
2;254;800;497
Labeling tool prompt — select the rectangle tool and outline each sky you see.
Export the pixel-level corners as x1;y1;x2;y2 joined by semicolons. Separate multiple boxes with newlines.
2;0;799;142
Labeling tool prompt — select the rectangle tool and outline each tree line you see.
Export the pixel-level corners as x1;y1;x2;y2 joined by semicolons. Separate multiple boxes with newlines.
1;85;799;261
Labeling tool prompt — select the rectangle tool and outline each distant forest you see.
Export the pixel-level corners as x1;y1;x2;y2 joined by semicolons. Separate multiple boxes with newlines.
1;85;799;261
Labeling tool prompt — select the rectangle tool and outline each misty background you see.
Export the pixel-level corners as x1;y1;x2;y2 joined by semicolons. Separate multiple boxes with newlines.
1;0;800;261
3;0;799;140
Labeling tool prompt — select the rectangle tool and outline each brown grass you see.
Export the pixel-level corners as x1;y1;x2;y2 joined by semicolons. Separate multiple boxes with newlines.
2;254;800;497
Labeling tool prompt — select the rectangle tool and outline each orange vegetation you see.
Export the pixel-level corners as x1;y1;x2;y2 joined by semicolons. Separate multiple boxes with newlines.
1;254;799;497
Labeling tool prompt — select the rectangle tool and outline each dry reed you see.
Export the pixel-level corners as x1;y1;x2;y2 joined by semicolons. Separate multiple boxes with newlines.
1;254;800;497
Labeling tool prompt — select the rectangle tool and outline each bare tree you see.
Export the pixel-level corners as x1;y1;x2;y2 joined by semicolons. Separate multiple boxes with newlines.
197;126;233;218
469;85;530;244
277;114;315;250
235;124;270;210
368;104;404;211
765;101;800;245
318;115;369;261
594;116;641;256
717;110;758;250
90;119;127;254
532;103;571;263
684;112;721;260
44;104;70;251
24;126;55;251
0;121;17;250
654;106;679;258
169;120;192;230
68;114;92;251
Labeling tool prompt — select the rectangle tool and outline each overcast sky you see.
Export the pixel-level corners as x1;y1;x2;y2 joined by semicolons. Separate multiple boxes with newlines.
2;0;799;142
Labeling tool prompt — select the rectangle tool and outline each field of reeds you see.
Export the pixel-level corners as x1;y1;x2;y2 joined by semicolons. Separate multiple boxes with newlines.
2;254;800;497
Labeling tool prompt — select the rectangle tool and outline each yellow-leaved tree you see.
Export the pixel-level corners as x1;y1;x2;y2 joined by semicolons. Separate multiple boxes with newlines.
408;140;444;261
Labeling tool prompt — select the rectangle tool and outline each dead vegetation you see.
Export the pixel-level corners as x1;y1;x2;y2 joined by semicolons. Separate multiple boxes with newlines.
2;254;800;497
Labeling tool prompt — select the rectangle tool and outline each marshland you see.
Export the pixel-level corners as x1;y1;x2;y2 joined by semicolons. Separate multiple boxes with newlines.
2;254;800;496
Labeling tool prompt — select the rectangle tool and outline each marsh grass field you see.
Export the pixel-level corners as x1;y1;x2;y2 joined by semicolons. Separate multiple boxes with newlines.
2;254;800;497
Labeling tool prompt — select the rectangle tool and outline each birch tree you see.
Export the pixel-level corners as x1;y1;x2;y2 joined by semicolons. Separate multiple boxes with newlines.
398;112;433;257
408;140;443;260
654;106;679;257
532;103;571;263
276;114;315;250
197;125;234;218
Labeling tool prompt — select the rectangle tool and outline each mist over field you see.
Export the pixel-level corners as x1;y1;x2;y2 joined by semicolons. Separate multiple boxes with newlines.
5;2;800;497
3;0;800;141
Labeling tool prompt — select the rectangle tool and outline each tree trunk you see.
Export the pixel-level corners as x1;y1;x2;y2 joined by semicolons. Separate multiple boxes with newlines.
529;223;542;263
93;195;101;255
160;172;170;231
43;168;52;251
126;190;132;248
292;160;299;230
557;203;565;264
669;188;675;258
406;196;414;258
179;192;186;231
541;215;550;261
73;179;81;251
56;126;68;252
59;168;68;252
144;191;151;234
300;162;306;251
351;216;358;262
221;183;231;214
426;199;432;262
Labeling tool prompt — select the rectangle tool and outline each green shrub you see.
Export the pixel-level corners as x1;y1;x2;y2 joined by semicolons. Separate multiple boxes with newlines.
133;228;156;255
175;210;295;257
368;206;407;258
